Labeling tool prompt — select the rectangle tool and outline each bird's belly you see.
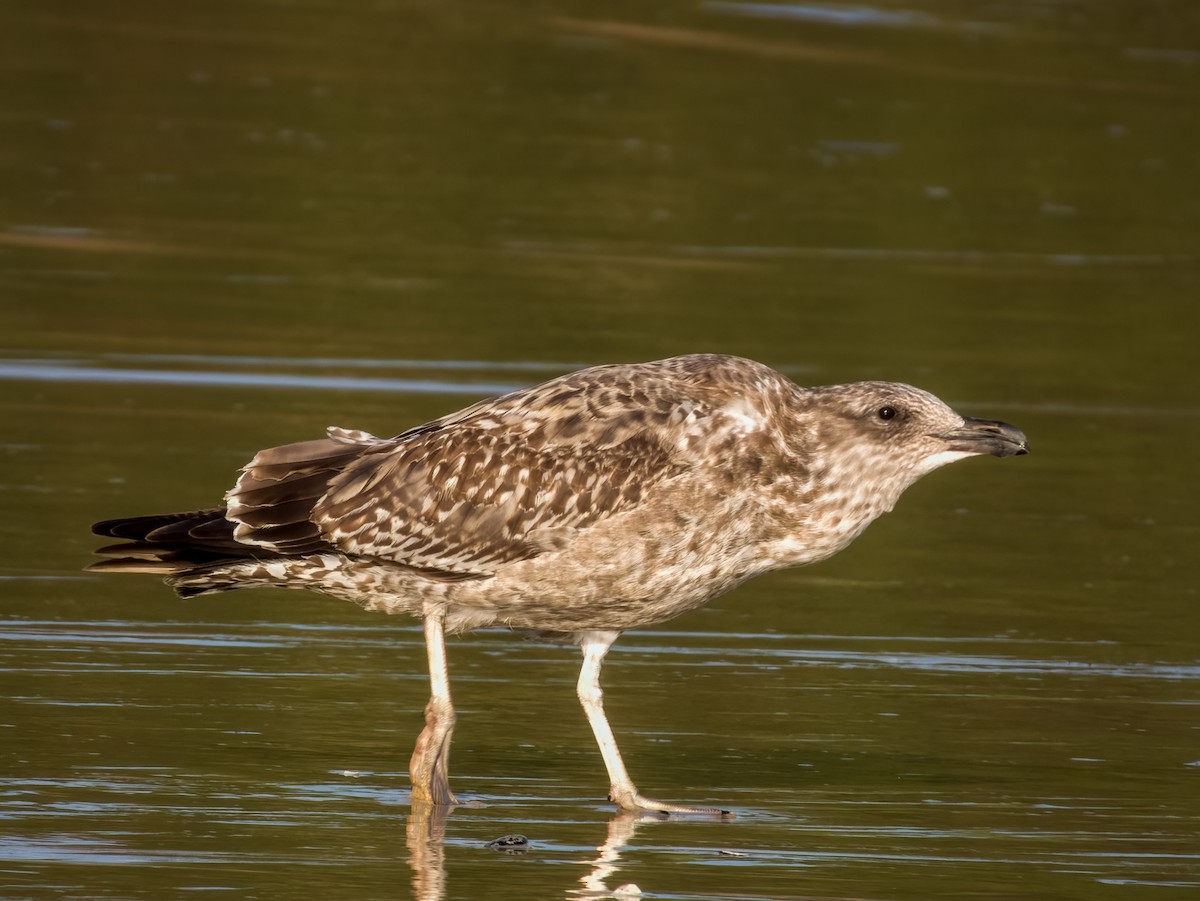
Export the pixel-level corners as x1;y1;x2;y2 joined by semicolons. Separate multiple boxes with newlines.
266;531;760;635
443;506;766;633
317;487;777;634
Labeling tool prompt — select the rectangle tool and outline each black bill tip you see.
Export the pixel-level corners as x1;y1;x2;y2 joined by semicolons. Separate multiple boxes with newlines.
944;416;1030;457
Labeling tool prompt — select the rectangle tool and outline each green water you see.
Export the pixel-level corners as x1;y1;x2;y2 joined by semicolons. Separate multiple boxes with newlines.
2;2;1198;899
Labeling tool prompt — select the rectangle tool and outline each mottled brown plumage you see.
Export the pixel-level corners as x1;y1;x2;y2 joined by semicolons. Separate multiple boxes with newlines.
89;354;1028;814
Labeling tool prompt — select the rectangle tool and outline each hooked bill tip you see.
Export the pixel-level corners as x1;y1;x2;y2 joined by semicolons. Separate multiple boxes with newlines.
947;417;1029;458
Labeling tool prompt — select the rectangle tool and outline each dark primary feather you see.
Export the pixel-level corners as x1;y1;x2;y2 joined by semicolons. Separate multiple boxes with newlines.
89;509;243;573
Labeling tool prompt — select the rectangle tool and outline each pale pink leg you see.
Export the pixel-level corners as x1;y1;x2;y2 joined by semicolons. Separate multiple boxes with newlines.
577;631;732;817
409;608;458;806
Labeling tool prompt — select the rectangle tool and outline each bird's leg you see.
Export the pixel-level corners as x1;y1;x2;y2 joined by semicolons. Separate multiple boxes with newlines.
409;607;458;806
577;631;732;817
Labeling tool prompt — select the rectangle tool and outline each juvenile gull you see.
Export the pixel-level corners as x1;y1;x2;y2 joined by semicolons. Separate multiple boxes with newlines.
88;354;1028;815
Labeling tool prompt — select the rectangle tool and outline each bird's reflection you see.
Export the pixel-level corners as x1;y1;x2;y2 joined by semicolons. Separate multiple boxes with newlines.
405;802;656;900
569;809;648;899
406;800;451;901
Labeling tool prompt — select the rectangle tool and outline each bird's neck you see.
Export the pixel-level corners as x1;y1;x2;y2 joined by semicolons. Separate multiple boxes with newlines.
760;446;918;570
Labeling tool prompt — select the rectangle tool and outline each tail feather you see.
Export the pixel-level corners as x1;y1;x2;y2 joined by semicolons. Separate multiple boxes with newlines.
88;428;381;595
92;540;191;561
88;557;193;575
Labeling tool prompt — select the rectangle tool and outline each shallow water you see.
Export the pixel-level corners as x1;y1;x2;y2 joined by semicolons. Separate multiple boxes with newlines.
3;1;1199;899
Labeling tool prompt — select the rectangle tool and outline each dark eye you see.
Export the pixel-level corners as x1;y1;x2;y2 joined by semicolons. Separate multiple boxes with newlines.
877;406;897;421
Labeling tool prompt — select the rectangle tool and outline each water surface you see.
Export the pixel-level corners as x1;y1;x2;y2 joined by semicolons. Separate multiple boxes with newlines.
2;1;1198;898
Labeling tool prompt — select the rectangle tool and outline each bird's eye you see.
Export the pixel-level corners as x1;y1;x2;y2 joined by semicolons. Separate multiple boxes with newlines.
877;406;898;421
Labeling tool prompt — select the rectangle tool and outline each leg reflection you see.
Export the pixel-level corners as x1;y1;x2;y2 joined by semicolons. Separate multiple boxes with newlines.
406;799;451;901
572;810;651;899
406;797;659;900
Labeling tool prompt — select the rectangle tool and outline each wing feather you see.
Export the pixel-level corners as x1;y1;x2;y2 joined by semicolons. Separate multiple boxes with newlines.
311;425;682;574
308;360;744;574
220;354;788;577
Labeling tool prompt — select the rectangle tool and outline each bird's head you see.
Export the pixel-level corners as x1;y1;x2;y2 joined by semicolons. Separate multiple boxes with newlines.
801;381;1028;511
